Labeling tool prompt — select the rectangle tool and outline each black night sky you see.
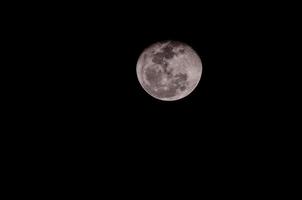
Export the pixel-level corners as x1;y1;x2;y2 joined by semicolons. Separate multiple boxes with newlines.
27;2;285;148
6;0;297;194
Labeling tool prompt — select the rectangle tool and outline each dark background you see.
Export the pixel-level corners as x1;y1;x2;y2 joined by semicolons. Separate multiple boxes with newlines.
29;3;284;137
6;1;298;193
14;1;290;156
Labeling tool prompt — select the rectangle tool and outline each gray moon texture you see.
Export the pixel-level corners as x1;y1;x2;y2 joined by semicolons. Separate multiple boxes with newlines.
136;41;203;101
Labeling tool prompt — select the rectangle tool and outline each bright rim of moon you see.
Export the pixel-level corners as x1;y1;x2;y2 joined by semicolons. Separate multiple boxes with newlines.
136;40;202;101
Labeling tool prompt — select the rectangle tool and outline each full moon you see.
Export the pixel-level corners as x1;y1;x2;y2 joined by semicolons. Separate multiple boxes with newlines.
136;41;203;101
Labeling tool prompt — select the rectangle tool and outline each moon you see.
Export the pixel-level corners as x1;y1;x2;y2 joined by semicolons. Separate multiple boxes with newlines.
136;41;203;101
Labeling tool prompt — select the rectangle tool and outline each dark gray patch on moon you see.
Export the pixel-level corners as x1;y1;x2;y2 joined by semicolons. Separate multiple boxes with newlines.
178;48;185;54
161;45;175;59
151;53;164;65
151;43;176;65
173;72;188;83
171;72;188;91
144;66;162;87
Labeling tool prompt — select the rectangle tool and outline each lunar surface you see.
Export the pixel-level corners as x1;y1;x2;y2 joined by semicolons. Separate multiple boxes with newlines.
136;41;203;101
